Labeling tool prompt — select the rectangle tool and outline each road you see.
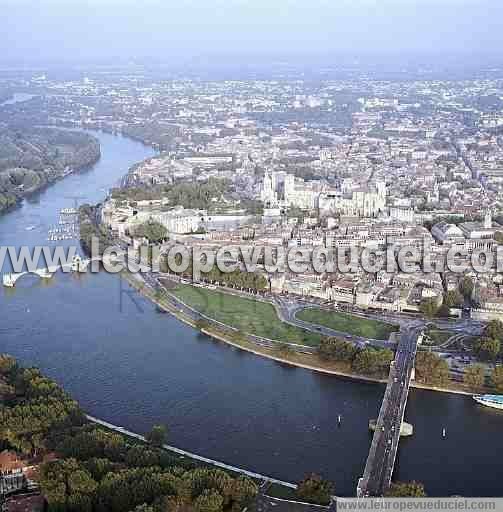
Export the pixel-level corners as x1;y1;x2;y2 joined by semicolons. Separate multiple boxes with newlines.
275;296;397;349
358;324;422;497
134;267;484;352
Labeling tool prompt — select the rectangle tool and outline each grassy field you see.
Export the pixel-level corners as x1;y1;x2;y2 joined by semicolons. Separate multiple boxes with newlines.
424;329;455;346
170;284;323;346
296;308;398;340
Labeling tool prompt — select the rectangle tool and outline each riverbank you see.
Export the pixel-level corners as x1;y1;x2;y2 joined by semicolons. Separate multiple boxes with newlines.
86;414;298;489
3;127;501;498
0;353;264;511
0;128;101;215
121;271;475;397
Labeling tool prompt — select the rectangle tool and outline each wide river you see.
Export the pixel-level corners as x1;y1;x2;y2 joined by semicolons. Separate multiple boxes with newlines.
0;129;502;496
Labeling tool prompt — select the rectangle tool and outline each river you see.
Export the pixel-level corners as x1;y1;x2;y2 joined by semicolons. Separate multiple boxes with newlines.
0;92;35;106
0;128;502;497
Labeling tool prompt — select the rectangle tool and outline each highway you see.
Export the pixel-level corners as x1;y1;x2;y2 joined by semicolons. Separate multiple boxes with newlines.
357;324;422;497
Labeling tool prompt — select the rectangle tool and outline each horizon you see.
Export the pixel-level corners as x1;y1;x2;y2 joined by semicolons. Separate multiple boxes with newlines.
1;0;503;68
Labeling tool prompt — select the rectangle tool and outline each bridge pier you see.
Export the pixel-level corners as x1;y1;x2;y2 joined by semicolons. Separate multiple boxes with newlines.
2;273;15;287
2;268;55;287
37;268;53;279
2;257;97;287
369;419;413;437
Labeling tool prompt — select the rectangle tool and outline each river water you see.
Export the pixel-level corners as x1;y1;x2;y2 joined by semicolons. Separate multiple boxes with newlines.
0;127;502;497
0;93;35;106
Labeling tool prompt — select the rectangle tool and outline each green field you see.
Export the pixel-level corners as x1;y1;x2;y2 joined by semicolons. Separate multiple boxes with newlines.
424;329;456;346
171;285;323;346
296;308;398;340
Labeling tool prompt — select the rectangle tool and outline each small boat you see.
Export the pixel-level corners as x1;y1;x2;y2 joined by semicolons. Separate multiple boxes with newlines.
442;428;446;438
25;225;36;231
473;395;503;410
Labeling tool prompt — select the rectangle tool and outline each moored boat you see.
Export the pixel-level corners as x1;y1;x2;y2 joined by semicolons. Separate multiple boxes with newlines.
473;395;503;410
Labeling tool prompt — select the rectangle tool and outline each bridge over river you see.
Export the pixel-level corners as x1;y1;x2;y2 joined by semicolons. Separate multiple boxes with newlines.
357;323;423;497
2;256;101;287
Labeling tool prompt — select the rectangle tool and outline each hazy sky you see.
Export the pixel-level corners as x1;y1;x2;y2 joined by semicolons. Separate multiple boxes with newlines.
1;0;502;64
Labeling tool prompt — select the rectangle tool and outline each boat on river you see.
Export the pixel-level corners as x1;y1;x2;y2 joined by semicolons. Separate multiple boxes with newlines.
473;395;503;410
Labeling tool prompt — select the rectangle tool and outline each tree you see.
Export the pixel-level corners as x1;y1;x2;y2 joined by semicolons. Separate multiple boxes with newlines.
386;481;427;497
492;366;503;393
474;338;501;361
0;354;17;376
419;298;439;319
0;363;84;456
463;364;486;390
485;320;503;341
296;474;333;506
145;424;167;447
39;459;97;512
459;276;474;300
194;319;211;332
495;232;503;245
352;348;393;377
3;358;259;512
443;290;463;308
134;221;167;244
317;338;358;363
193;490;224;512
415;351;450;386
275;342;293;356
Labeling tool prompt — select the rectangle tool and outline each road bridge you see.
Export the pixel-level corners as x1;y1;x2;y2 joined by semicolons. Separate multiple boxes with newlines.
357;324;423;497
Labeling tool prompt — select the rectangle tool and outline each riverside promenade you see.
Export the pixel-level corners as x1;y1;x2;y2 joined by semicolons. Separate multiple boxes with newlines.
85;414;297;489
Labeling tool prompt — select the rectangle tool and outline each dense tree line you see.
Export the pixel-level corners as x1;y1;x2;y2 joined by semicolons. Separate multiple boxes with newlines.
317;338;394;378
492;366;503;393
197;267;269;293
473;320;503;362
414;352;450;386
0;355;85;456
164;179;230;211
463;364;486;390
0;127;100;214
295;474;333;506
112;178;230;212
133;221;168;244
121;122;181;151
385;481;427;497
41;425;257;512
162;254;269;293
474;338;501;361
420;281;468;319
